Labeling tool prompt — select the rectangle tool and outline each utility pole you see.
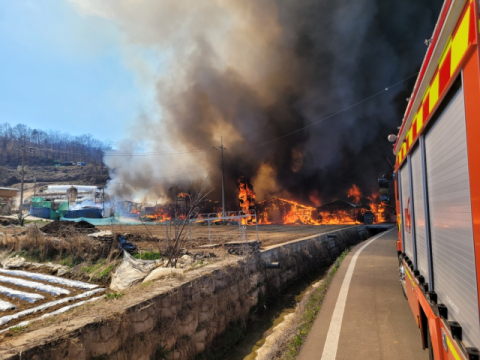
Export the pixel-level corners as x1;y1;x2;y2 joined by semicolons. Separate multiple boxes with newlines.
213;137;227;218
17;139;35;225
18;140;26;225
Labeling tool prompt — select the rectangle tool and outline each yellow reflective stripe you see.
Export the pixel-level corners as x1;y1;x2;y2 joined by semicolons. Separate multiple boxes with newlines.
446;336;462;360
451;6;471;74
417;106;423;128
422;85;431;103
429;73;440;112
407;129;413;146
405;267;415;287
416;113;423;133
439;39;452;67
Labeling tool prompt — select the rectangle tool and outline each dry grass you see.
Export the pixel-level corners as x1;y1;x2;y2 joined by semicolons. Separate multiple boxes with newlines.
265;248;351;360
0;225;113;268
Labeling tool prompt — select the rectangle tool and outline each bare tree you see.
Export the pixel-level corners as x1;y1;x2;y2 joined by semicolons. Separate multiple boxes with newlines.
166;179;212;268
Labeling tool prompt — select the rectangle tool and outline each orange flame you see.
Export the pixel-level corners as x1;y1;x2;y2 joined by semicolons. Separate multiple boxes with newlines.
238;180;255;211
256;197;319;225
237;180;389;226
347;184;362;204
238;180;256;224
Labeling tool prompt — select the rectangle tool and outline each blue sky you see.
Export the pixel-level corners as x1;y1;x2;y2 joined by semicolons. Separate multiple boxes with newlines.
0;0;152;144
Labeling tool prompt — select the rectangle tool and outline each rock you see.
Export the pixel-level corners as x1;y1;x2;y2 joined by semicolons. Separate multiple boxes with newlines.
88;230;113;240
1;255;26;268
1;256;69;276
180;254;193;264
142;267;184;283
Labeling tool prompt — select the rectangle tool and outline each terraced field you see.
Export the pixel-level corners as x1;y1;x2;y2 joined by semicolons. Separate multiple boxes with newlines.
0;268;104;331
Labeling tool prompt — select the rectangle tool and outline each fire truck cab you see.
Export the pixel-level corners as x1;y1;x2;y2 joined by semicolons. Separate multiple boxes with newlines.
393;0;480;359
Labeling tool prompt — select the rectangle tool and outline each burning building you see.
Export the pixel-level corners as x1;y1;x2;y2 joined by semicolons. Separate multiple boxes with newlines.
238;179;386;225
256;197;319;225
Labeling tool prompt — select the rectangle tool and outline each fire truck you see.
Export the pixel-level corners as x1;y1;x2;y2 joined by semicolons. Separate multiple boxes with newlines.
392;0;480;358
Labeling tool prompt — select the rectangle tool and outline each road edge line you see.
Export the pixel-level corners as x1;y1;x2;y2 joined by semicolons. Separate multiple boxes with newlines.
320;228;395;360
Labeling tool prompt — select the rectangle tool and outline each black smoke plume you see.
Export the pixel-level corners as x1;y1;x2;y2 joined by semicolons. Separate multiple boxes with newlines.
76;0;443;207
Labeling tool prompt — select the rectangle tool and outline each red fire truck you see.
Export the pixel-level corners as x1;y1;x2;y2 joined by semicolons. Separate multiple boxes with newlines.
393;0;480;359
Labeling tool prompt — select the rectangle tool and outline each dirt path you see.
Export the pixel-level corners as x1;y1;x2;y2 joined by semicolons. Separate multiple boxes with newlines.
95;224;355;249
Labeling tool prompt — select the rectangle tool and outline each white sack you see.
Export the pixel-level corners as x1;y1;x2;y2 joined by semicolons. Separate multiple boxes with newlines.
142;267;183;283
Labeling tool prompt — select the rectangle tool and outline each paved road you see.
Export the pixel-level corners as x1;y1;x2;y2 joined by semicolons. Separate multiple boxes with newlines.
298;229;428;360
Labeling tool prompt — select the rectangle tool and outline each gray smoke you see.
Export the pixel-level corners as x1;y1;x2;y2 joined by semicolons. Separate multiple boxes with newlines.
71;0;442;206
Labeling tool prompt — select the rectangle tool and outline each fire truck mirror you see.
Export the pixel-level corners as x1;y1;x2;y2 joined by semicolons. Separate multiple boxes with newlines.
378;178;389;194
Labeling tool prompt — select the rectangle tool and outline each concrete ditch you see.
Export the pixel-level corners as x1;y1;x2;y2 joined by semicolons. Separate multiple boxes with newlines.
0;224;391;360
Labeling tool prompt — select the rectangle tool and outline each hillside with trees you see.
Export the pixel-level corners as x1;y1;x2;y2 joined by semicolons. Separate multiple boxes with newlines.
0;123;111;166
0;123;111;186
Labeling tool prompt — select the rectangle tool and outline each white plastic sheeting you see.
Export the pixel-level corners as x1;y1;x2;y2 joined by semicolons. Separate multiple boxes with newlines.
0;296;102;333
0;269;98;290
40;296;102;318
110;250;160;291
0;288;105;326
46;185;97;193
0;285;44;303
0;300;16;311
0;275;70;296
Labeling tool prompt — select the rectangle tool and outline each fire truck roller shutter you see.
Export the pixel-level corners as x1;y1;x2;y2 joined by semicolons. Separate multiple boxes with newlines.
400;160;414;262
412;145;429;284
425;84;480;349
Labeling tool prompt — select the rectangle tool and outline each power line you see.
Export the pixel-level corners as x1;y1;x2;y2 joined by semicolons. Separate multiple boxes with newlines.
103;148;213;156
16;145;213;158
108;168;219;184
257;72;419;147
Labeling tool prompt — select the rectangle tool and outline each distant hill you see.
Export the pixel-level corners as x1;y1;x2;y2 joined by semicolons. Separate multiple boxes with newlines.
0;164;109;187
0;123;110;186
0;122;111;167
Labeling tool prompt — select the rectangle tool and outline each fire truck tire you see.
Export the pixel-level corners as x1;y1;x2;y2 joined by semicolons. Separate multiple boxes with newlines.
398;255;407;299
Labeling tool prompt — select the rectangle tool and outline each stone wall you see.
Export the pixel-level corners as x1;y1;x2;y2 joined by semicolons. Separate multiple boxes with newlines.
260;226;371;296
0;225;382;360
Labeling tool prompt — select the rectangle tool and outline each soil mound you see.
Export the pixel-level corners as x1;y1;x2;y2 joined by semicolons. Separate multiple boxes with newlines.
0;218;19;227
41;220;97;235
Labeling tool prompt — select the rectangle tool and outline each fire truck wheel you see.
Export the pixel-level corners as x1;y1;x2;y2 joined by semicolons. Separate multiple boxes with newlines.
398;255;407;299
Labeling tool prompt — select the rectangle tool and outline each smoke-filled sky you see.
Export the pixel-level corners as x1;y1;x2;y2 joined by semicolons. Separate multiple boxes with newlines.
3;0;444;207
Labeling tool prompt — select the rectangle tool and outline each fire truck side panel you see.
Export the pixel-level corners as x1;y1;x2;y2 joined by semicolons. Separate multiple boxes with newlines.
412;145;430;285
405;267;422;326
425;83;480;349
396;172;404;253
400;163;414;262
463;47;480;319
418;291;444;359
